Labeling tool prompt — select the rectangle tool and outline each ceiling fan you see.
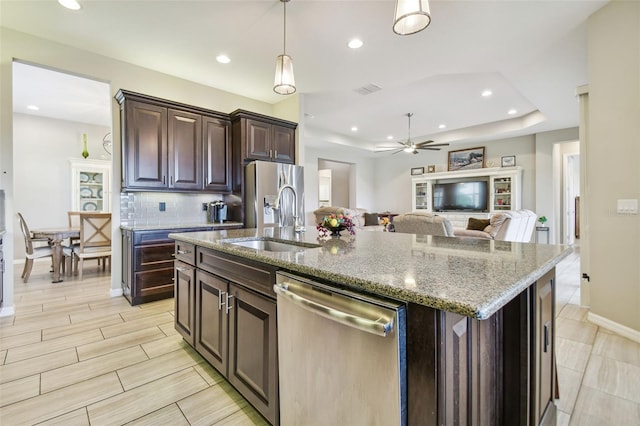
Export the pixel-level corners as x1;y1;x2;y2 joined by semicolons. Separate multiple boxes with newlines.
377;113;449;155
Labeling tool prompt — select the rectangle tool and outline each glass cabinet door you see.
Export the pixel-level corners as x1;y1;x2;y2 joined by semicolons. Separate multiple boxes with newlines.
70;159;111;212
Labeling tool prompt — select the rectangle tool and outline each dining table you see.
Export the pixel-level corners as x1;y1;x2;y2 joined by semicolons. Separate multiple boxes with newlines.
31;227;79;283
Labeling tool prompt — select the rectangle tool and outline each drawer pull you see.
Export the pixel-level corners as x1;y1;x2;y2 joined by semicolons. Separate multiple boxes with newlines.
176;266;191;272
177;249;191;255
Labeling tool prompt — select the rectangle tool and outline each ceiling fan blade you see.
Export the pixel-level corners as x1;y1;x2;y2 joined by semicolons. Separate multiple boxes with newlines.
418;147;443;151
415;140;449;147
390;148;404;155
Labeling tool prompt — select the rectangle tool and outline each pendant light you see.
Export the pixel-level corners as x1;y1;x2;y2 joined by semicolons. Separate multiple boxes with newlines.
274;0;296;95
393;0;431;35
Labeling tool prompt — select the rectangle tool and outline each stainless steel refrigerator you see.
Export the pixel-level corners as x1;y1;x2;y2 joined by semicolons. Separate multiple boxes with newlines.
244;161;304;229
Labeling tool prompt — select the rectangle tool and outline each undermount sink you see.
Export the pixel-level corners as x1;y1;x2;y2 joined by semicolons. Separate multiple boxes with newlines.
224;238;321;253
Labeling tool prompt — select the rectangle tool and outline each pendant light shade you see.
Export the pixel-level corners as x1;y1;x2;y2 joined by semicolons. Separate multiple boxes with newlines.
393;0;431;35
274;0;296;95
274;54;296;95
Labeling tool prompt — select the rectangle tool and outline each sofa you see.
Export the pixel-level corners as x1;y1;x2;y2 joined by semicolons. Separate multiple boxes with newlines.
392;212;456;237
453;210;537;242
313;206;374;228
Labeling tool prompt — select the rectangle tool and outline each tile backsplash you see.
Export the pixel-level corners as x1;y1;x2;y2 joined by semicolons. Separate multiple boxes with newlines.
120;192;223;225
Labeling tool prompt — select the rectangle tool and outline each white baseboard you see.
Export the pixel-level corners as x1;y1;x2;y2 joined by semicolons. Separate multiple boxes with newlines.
0;305;15;317
587;312;640;344
110;288;123;298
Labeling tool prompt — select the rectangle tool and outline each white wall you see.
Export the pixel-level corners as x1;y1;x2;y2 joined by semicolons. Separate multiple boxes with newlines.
13;114;111;260
586;1;640;334
371;136;538;214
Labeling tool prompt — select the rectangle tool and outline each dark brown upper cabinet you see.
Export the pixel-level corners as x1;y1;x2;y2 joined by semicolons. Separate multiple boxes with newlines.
230;109;297;192
203;116;231;193
116;89;230;193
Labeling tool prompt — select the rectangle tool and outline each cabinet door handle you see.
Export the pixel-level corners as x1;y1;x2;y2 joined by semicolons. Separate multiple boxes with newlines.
225;293;234;315
274;150;278;158
543;320;550;353
218;291;226;311
163;175;166;185
269;149;273;158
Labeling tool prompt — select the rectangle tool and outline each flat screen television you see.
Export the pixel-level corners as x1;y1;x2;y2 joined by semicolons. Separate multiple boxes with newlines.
433;181;488;212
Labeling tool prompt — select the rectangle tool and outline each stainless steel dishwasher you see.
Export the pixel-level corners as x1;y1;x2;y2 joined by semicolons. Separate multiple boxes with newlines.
274;272;407;425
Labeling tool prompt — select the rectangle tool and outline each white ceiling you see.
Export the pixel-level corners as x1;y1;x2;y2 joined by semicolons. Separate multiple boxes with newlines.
3;0;607;151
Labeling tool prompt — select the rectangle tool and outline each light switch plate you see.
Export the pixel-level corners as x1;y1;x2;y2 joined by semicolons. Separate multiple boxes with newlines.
617;199;638;214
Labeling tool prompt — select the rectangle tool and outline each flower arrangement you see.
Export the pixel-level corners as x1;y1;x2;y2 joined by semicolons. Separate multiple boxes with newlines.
317;213;356;237
538;215;548;225
380;217;391;231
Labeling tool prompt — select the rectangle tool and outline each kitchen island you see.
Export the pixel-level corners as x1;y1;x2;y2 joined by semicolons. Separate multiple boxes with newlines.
170;227;571;425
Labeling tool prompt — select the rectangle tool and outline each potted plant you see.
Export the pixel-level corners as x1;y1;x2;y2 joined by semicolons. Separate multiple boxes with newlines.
538;216;548;227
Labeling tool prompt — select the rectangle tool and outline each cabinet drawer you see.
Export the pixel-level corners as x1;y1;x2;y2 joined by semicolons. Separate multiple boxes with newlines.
197;248;277;299
133;230;172;245
175;242;196;265
134;268;174;299
134;243;174;271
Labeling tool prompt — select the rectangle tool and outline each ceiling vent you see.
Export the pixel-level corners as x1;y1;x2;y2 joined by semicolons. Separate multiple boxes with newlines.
354;83;382;95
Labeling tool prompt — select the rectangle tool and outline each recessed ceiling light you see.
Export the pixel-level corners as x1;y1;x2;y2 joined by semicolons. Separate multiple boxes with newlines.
27;105;39;111
481;90;492;97
216;55;231;64
58;0;81;10
387;135;394;140
348;39;364;49
351;126;358;132
508;109;517;115
438;124;446;129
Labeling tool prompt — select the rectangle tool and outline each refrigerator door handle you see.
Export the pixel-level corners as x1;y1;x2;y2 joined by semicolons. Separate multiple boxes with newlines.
274;283;394;337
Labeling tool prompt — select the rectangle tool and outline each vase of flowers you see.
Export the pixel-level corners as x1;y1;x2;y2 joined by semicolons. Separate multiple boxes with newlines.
317;213;356;237
538;216;548;227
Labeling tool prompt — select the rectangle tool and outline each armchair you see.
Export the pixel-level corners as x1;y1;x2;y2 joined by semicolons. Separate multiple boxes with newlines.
453;210;537;242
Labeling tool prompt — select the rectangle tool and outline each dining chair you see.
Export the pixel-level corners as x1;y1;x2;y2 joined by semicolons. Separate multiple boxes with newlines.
18;212;70;283
73;212;112;281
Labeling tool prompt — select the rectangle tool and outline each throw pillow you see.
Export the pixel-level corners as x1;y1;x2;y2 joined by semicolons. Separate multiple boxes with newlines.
466;217;490;231
364;213;379;226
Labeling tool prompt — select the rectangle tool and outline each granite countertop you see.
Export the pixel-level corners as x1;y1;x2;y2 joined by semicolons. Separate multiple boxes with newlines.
169;227;572;320
120;221;243;231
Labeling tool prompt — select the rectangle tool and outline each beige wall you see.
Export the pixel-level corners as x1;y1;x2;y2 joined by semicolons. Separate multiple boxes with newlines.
587;1;640;333
0;27;294;312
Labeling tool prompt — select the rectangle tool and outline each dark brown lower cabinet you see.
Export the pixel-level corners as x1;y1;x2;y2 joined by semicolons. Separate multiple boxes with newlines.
174;260;195;345
175;247;279;425
227;283;278;425
194;270;228;373
407;267;556;425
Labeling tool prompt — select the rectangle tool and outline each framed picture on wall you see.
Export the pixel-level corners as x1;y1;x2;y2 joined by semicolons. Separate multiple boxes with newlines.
410;167;424;176
501;155;516;167
448;147;485;171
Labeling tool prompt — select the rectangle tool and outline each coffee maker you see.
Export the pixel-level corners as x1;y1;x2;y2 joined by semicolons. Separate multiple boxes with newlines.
207;201;227;223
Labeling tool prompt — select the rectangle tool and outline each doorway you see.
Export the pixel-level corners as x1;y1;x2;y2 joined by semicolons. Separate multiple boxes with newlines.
317;159;355;208
12;61;113;279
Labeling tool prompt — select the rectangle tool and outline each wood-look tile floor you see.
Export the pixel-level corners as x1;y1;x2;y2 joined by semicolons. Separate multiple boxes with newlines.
1;248;639;425
0;261;267;426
